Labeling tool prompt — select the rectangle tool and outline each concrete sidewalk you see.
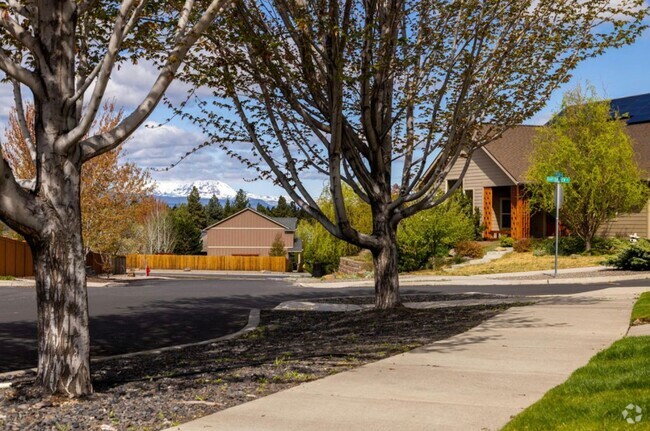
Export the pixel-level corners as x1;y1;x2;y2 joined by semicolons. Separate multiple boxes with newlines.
164;285;647;431
297;266;650;288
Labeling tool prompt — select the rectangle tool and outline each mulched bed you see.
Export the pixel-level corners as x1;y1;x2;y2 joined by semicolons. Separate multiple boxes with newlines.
308;293;509;305
0;304;517;431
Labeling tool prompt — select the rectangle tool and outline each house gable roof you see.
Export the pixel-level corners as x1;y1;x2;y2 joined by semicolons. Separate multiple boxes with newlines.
203;208;297;232
269;217;298;231
482;122;650;182
481;125;540;183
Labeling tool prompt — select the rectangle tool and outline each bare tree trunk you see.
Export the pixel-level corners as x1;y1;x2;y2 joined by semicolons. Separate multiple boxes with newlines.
32;230;91;396
31;122;92;396
372;219;401;309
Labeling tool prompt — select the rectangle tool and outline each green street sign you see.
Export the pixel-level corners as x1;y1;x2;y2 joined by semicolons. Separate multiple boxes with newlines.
546;174;571;183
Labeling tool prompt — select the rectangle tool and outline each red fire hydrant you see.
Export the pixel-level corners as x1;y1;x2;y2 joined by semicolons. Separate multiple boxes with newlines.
145;265;150;277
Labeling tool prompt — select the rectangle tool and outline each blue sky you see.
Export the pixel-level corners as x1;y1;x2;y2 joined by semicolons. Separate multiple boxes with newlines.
119;25;650;199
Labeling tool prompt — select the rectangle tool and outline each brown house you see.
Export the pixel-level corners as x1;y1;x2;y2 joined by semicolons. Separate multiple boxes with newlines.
440;93;650;240
202;208;302;258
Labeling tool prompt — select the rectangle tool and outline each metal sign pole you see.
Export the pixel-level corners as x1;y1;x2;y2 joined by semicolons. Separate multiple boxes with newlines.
555;182;560;278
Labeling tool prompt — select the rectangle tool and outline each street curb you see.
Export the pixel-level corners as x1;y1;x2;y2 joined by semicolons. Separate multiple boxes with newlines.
298;273;650;288
0;309;261;384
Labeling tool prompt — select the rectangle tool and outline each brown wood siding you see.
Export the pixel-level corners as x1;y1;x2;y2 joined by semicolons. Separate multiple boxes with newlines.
598;200;649;238
204;210;295;256
217;210;285;229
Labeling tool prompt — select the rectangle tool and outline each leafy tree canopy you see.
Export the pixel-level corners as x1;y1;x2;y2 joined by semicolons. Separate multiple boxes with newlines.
526;85;650;250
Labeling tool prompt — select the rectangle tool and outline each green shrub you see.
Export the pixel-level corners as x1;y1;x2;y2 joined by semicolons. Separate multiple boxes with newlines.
397;199;475;272
500;237;515;247
589;237;628;255
513;238;532;253
535;236;585;256
533;236;625;256
606;239;650;271
454;241;485;259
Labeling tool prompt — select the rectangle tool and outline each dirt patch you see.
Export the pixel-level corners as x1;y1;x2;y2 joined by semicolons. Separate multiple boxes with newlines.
0;304;518;431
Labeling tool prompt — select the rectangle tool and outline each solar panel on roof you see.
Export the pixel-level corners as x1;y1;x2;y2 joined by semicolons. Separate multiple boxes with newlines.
610;93;650;125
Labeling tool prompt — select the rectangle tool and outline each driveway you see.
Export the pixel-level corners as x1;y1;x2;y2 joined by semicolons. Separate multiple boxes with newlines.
0;276;641;372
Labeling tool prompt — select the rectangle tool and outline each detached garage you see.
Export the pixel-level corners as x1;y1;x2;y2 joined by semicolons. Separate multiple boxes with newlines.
202;208;302;258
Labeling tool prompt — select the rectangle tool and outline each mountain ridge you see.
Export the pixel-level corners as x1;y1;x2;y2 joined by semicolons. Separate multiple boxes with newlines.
154;179;280;208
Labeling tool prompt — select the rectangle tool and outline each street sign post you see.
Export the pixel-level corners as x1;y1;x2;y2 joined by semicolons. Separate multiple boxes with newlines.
546;172;571;277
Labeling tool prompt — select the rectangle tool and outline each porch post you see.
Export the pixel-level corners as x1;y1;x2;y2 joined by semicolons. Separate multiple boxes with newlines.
510;186;519;239
483;187;493;239
510;185;530;240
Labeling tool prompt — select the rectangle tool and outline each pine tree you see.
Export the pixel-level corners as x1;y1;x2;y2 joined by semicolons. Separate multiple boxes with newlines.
223;198;233;218
233;189;250;213
269;233;287;257
272;196;291;217
205;194;224;226
256;203;270;215
187;186;207;229
171;204;203;255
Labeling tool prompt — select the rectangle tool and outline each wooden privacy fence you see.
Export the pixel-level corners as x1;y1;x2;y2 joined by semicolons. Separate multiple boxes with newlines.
0;236;34;277
127;254;290;273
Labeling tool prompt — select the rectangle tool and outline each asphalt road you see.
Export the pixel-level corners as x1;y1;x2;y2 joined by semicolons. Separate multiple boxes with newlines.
0;277;646;372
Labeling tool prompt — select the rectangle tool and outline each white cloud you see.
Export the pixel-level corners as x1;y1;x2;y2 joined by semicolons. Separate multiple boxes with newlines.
122;120;264;184
100;61;212;110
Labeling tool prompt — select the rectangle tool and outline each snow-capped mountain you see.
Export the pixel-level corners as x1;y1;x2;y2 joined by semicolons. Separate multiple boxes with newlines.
154;180;280;207
156;180;237;199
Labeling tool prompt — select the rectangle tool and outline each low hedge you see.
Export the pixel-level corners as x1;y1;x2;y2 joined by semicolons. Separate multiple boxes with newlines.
454;241;485;259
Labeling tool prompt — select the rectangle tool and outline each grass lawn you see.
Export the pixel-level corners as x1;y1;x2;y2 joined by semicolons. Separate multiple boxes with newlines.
0;275;14;281
502;336;650;431
413;252;609;276
631;292;650;325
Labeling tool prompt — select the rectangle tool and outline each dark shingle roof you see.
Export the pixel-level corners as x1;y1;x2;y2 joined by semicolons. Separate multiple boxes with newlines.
484;121;650;182
288;237;303;253
482;126;540;183
269;217;298;231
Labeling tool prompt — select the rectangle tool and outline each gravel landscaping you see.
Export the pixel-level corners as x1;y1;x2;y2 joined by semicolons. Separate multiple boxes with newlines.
0;304;519;431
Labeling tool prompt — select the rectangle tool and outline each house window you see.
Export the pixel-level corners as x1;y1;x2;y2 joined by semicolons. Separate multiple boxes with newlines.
465;189;474;207
500;198;511;229
447;179;460;193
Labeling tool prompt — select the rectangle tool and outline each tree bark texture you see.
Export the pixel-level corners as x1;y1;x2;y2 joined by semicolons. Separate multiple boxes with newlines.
371;216;401;309
31;143;92;396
